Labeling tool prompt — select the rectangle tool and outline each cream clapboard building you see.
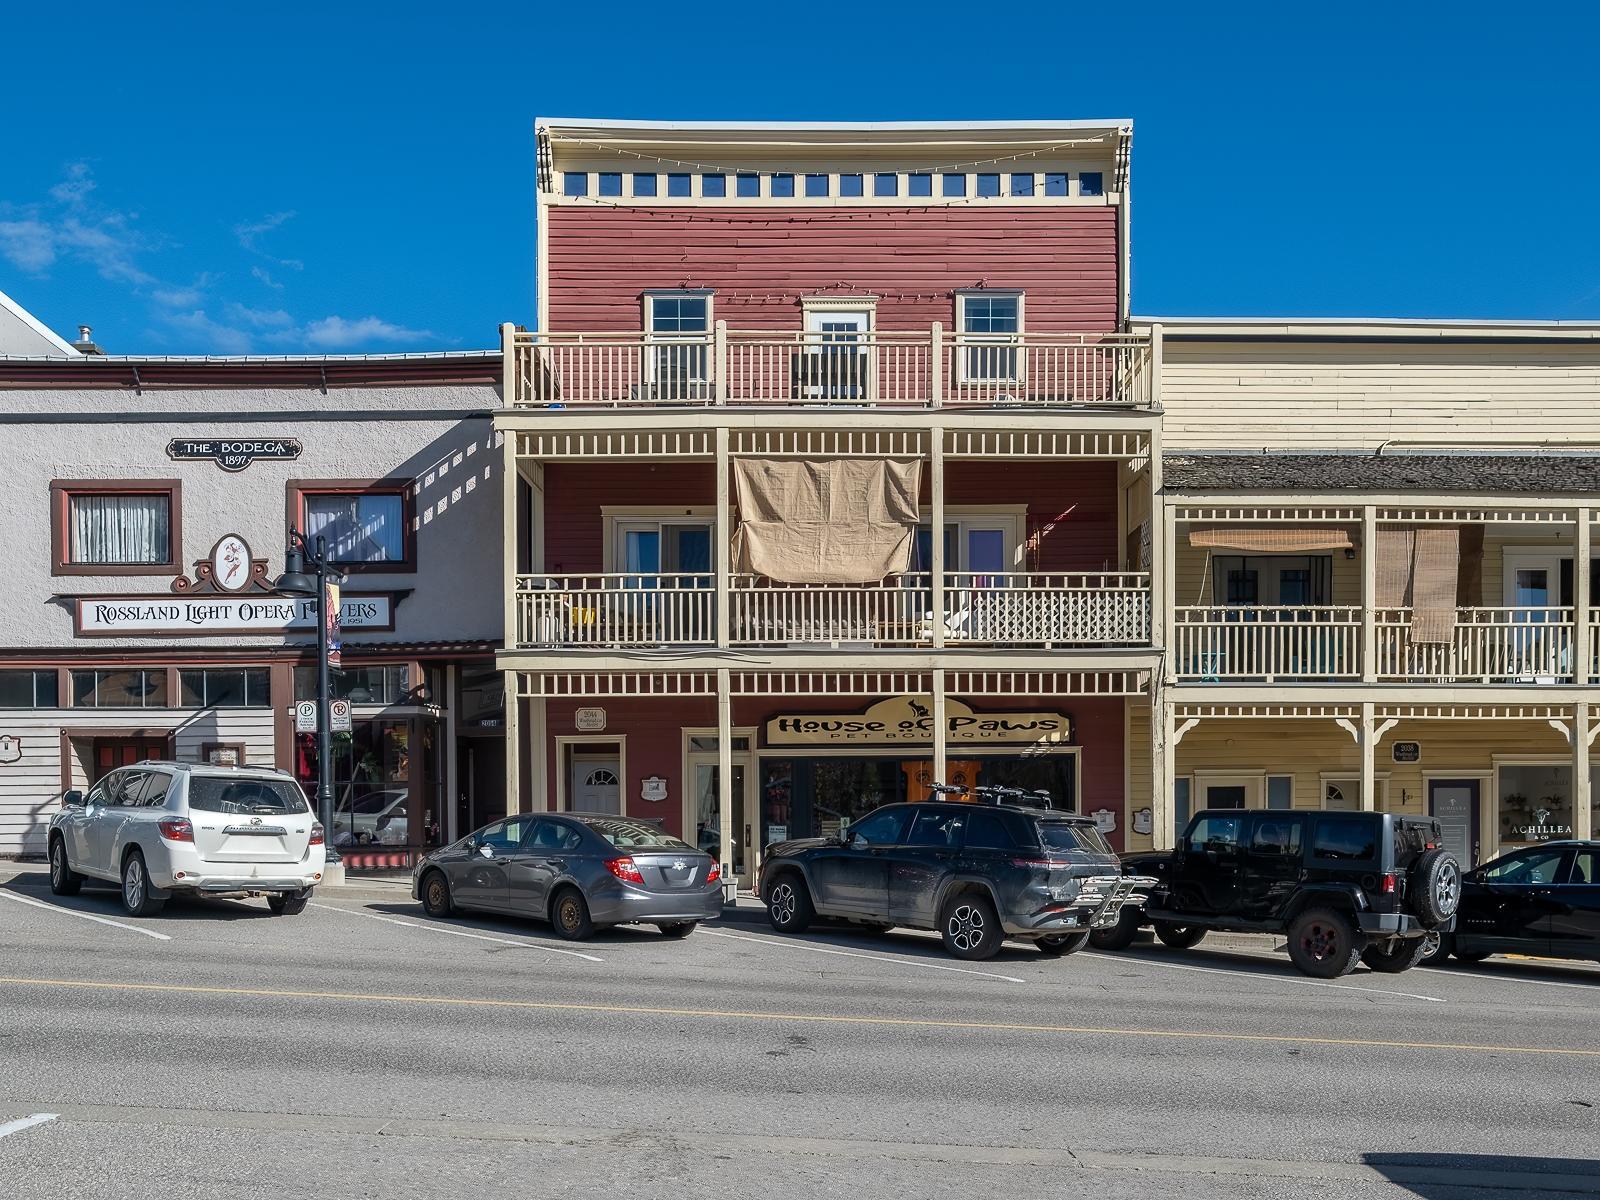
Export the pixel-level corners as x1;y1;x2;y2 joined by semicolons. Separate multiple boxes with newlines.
1127;317;1600;867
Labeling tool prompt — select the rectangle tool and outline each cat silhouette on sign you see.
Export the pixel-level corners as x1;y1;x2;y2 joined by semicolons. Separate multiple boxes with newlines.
908;699;931;719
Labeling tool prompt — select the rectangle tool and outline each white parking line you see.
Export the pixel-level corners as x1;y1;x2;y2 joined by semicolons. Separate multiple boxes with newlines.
1419;965;1600;993
1080;951;1446;1003
703;928;1026;984
0;1113;59;1141
309;903;604;963
0;890;171;942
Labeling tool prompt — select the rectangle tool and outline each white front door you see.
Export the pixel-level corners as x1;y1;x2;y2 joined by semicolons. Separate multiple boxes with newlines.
571;757;621;815
802;308;871;399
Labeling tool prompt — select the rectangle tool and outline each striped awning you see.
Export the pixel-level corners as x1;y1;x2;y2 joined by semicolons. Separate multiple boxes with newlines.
1188;527;1354;553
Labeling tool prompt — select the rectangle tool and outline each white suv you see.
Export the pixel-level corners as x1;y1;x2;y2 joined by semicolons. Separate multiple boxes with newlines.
47;761;326;916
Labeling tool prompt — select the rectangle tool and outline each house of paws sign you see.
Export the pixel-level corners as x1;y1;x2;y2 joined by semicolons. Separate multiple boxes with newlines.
766;696;1072;746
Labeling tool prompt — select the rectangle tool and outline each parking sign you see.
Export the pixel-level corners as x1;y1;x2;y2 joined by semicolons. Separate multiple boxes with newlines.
329;698;353;733
293;700;318;733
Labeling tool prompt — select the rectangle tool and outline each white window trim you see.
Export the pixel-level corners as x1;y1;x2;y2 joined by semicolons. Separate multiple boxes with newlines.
601;508;716;574
1500;545;1572;608
1318;772;1390;811
1191;769;1267;810
681;727;758;873
642;289;714;385
955;290;1026;385
915;506;1028;572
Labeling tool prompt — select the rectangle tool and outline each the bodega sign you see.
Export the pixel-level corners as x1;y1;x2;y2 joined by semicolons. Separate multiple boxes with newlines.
766;696;1072;747
75;593;393;636
167;438;302;472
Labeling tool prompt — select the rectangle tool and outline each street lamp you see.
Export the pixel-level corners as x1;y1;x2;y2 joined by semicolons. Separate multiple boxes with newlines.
274;529;344;864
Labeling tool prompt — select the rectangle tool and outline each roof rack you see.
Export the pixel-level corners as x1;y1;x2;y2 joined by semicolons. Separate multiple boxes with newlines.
925;782;1061;810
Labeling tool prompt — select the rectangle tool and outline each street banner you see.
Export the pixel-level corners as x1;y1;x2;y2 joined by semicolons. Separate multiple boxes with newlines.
326;580;342;669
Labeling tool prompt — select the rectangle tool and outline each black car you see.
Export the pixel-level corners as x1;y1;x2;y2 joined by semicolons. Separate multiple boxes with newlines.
756;795;1154;961
1092;809;1461;978
1426;840;1600;966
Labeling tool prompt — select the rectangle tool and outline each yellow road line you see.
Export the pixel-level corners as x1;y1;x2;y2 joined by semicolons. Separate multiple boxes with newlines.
2;975;1598;1059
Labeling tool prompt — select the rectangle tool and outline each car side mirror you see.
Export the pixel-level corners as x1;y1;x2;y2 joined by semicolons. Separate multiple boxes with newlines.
61;789;84;809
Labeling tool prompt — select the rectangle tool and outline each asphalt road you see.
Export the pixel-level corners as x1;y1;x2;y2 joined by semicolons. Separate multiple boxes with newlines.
1;864;1596;1200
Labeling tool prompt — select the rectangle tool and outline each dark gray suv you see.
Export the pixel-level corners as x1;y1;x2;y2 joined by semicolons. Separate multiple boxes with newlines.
757;798;1155;960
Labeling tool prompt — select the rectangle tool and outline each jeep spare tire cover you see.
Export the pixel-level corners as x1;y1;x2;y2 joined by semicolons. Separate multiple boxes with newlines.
1411;848;1461;924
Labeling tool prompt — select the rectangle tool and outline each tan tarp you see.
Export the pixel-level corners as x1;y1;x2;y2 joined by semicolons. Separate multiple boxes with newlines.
1188;528;1354;552
1410;526;1462;644
732;458;922;584
1375;528;1416;608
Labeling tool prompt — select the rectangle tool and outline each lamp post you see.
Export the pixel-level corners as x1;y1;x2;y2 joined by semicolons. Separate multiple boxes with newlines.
273;529;344;864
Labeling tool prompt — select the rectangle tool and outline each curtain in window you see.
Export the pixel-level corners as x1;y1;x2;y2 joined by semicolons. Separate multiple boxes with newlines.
70;494;169;564
305;494;404;563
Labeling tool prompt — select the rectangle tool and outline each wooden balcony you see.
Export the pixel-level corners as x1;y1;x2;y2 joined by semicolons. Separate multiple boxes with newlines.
506;325;1154;410
513;572;1152;651
1174;607;1363;683
1375;607;1576;684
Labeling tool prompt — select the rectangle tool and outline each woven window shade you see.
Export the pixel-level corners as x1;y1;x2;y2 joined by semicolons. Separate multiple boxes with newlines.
1375;529;1415;609
1410;527;1461;644
1188;527;1353;553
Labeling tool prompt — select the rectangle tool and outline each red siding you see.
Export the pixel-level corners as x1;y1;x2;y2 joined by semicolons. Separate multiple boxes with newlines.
539;694;1128;849
546;206;1118;333
541;461;1119;573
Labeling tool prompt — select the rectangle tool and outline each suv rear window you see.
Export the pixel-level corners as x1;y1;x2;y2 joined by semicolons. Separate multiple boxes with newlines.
963;809;1018;850
1037;820;1113;855
586;819;692;852
187;777;310;815
1311;815;1376;861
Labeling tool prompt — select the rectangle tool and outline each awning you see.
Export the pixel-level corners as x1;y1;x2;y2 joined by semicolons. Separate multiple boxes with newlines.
1410;527;1461;644
1188;527;1354;553
732;458;922;584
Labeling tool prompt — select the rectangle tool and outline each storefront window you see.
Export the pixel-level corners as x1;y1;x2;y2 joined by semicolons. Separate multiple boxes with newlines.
457;667;505;728
71;669;168;708
178;669;270;708
1497;763;1575;845
296;719;411;847
294;664;411;705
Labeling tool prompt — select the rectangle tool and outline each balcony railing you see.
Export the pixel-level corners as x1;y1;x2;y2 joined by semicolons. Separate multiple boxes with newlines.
1174;606;1363;682
1376;607;1575;683
507;326;1154;410
514;571;1151;649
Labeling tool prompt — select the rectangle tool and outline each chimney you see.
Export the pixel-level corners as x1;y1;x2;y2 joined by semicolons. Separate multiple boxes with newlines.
73;325;103;355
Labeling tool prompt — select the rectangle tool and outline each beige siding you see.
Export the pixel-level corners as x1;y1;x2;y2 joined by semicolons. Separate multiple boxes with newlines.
1;710;276;855
1160;340;1600;452
1125;697;1152;850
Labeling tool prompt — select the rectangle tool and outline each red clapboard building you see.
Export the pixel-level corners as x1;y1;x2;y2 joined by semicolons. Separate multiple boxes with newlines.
496;119;1166;884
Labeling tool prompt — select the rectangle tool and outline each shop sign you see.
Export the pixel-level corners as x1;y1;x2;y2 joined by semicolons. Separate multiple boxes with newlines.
768;824;789;844
1511;808;1574;841
1091;808;1117;834
167;437;302;472
1392;741;1421;763
0;735;19;765
765;696;1071;747
1132;807;1153;836
640;776;668;803
74;593;394;636
575;707;607;733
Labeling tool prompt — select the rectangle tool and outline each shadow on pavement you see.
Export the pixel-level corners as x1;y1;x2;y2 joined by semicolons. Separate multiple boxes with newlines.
0;878;279;922
1362;1153;1600;1198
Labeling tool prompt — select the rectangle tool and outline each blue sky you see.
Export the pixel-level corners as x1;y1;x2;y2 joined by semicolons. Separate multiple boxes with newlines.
3;1;1597;354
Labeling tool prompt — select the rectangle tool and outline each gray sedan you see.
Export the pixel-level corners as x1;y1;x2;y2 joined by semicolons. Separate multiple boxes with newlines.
411;812;723;940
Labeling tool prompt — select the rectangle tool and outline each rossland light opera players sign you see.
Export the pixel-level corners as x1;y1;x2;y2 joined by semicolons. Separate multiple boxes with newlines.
76;594;393;636
766;696;1072;747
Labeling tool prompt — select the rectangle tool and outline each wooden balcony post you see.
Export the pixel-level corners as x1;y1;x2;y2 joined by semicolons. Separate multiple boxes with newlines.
930;426;946;649
1149;320;1163;411
1359;701;1376;812
503;427;521;650
1152;678;1175;851
714;320;729;404
499;322;517;405
1361;506;1378;682
1147;423;1165;652
504;671;522;815
1161;498;1178;684
1576;702;1593;842
716;426;731;649
1575;507;1591;686
932;670;948;784
717;668;734;876
930;322;944;408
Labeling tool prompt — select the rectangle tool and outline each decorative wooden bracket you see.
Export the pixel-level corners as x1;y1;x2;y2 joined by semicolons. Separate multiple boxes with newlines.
1172;718;1201;746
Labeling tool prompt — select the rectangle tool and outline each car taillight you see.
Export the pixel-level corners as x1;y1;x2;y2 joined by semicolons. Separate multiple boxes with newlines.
1009;857;1055;870
605;857;644;884
309;822;325;846
1380;872;1397;894
157;817;194;843
706;859;722;885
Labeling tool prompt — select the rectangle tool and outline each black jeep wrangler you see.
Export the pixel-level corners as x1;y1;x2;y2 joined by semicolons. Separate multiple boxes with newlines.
1090;809;1461;978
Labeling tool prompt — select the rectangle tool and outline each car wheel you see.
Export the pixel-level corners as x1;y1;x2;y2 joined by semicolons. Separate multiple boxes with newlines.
48;837;83;896
1360;936;1430;973
1088;905;1142;951
1153;922;1207;949
1410;848;1463;925
1286;908;1365;978
419;870;455;918
1036;931;1091;957
939;893;1003;961
267;893;309;916
550;887;594;941
1420;931;1451;965
765;873;814;934
120;850;165;917
657;922;697;938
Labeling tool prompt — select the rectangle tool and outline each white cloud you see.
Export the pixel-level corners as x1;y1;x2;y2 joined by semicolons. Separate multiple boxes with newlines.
251;265;283;289
156;309;255;355
297;315;436;349
49;162;97;209
0;219;57;272
223;301;293;329
234;211;303;270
